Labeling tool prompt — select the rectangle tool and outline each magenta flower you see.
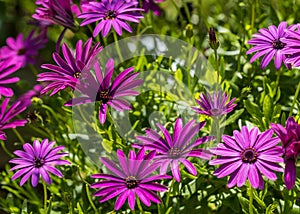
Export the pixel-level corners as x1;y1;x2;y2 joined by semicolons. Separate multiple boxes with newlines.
192;91;236;118
91;149;171;210
0;60;21;98
281;24;300;67
0;98;27;141
271;117;300;190
135;118;213;182
17;84;43;108
246;22;291;70
9;139;70;187
209;126;283;189
0;30;47;68
37;38;102;96
64;59;143;124
142;0;165;16
78;0;144;37
33;0;75;29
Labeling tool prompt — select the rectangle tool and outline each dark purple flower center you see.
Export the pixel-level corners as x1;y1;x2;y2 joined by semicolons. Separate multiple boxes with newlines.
125;176;138;189
168;147;182;159
272;39;285;50
17;48;27;55
211;108;223;116
104;10;117;20
240;148;258;163
96;90;113;103
33;157;45;168
74;72;81;78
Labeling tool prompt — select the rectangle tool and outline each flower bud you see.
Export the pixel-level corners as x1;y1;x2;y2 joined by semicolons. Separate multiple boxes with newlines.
209;27;219;50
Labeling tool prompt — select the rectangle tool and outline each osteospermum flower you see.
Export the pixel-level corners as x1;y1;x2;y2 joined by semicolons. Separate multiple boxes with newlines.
0;60;21;98
136;118;214;182
37;38;102;96
192;91;236;118
246;21;291;70
33;0;75;29
64;58;143;124
142;0;165;16
9;139;70;187
17;84;43;108
91;149;171;210
209;126;283;189
271;117;300;190
0;30;47;68
0;98;27;141
281;24;300;67
78;0;144;37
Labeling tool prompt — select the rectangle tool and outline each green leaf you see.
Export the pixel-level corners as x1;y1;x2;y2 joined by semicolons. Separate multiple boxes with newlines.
263;95;273;122
237;193;259;214
224;109;245;126
265;201;279;214
175;68;183;82
244;99;263;118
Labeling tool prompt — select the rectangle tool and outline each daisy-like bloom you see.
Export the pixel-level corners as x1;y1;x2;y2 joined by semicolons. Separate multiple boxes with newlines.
209;126;283;189
0;98;27;141
142;0;165;16
246;21;291;70
9;139;70;187
78;0;144;37
0;60;21;98
33;0;75;29
281;24;300;67
37;38;102;96
192;90;237;118
17;84;43;107
64;58;143;124
135;118;214;182
271;117;300;190
0;30;47;68
91;149;171;210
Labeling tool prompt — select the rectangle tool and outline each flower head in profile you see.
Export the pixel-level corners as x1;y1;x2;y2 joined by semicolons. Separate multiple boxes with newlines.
271;117;300;190
192;91;236;118
209;126;283;189
37;38;102;96
91;149;171;210
0;30;47;68
33;0;75;29
136;118;214;182
281;24;300;68
10;139;70;187
142;0;165;16
0;98;27;141
17;84;43;108
64;58;143;124
246;21;291;70
78;0;144;37
0;60;21;98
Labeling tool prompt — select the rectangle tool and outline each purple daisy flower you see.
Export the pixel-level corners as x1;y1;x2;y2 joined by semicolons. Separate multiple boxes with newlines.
281;24;300;67
246;21;291;70
0;30;47;68
37;38;102;96
78;0;144;37
91;148;171;210
192;90;237;118
17;84;43;108
135;118;214;182
209;126;283;189
142;0;165;16
0;60;21;98
271;117;300;190
9;139;70;187
64;58;143;124
33;0;75;29
0;98;27;141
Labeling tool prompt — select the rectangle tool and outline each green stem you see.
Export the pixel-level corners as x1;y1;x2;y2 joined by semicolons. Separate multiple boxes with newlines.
214;49;220;89
289;82;300;117
43;181;47;214
113;31;124;62
12;128;25;144
0;140;14;158
165;179;175;208
137;198;144;214
214;117;221;145
170;0;184;24
274;69;281;95
86;184;100;214
248;182;254;214
250;0;255;34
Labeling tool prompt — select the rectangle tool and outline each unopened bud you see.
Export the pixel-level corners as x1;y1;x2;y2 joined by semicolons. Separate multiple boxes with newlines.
185;24;194;38
209;27;219;50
